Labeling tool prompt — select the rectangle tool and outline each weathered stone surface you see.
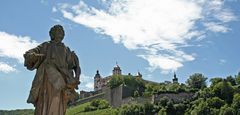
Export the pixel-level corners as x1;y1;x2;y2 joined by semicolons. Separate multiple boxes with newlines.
24;25;80;115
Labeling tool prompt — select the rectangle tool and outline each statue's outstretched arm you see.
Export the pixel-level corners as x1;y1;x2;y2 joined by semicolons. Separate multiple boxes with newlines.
23;43;46;70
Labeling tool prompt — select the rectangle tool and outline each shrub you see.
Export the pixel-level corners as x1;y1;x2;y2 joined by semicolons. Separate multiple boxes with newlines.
144;102;156;114
134;90;140;97
158;96;170;107
119;103;158;115
84;105;97;112
143;91;152;97
120;104;144;115
158;108;167;115
84;99;110;112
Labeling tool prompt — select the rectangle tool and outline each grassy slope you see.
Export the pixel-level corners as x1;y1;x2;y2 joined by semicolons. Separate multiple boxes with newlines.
0;109;34;115
0;103;116;115
66;102;117;115
66;102;90;115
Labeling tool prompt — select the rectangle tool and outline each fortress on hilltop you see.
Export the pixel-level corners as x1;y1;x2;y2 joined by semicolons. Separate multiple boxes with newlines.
69;64;190;108
94;64;142;91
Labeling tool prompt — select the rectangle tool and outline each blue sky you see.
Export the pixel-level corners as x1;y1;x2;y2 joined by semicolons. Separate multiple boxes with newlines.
0;0;240;110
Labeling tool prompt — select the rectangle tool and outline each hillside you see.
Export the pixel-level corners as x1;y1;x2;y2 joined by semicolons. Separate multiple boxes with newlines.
0;109;34;115
0;102;116;115
1;72;240;115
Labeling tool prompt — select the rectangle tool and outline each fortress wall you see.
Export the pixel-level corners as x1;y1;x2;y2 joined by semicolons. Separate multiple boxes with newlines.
110;84;123;107
102;86;111;105
122;86;134;98
152;92;195;103
72;93;105;105
79;89;103;99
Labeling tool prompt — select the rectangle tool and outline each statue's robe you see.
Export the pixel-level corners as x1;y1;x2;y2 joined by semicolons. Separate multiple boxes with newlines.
24;41;79;115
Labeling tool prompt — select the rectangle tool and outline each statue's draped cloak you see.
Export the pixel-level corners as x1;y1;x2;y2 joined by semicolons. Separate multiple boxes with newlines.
24;41;77;115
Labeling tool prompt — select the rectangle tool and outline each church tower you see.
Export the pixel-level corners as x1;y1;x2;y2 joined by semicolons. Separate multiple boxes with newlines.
137;71;142;78
94;70;101;91
112;63;122;75
172;72;178;83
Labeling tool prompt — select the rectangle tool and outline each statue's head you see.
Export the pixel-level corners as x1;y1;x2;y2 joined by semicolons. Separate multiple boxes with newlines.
49;25;65;43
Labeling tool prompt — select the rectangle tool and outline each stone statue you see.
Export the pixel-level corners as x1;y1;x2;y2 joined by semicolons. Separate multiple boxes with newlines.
24;25;81;115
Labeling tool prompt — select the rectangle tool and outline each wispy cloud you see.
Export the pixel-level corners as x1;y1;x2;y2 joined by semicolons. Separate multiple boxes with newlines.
0;32;38;73
219;59;226;65
0;62;16;73
204;22;229;33
58;0;236;73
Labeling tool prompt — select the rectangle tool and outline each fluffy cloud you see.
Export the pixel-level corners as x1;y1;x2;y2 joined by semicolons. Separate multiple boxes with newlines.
0;32;38;63
85;82;94;89
0;32;38;73
79;74;94;91
0;62;16;73
58;0;236;73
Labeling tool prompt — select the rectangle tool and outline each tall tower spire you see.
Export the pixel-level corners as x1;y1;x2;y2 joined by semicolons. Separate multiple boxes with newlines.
113;63;122;75
174;72;176;79
172;71;178;83
94;70;101;78
94;70;101;91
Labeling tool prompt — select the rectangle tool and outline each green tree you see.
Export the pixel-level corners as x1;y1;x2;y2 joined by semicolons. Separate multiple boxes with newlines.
167;83;180;92
232;93;240;114
210;108;220;115
210;78;223;87
166;100;175;114
207;97;225;109
226;76;236;86
191;101;210;115
108;75;123;89
198;88;214;98
212;80;234;104
158;96;170;107
145;83;154;93
174;103;186;115
236;72;240;85
123;75;145;94
186;73;207;89
158;108;167;115
219;105;235;115
144;102;156;114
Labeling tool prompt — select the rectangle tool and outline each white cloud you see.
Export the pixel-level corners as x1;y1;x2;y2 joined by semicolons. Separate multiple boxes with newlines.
215;9;237;23
219;59;226;64
204;22;229;33
0;32;38;63
79;74;94;91
0;62;16;73
58;0;236;73
86;82;94;89
141;55;183;72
